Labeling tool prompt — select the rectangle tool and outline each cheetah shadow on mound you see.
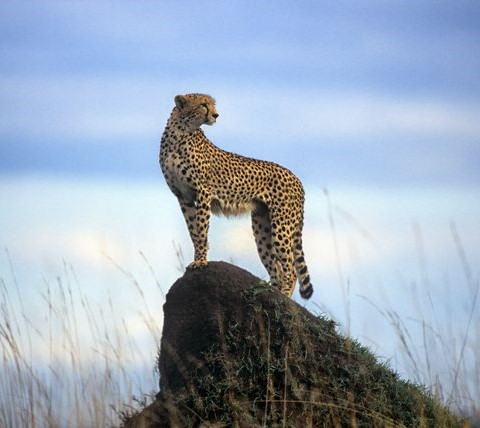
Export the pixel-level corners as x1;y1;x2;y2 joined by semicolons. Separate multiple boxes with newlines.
121;261;461;428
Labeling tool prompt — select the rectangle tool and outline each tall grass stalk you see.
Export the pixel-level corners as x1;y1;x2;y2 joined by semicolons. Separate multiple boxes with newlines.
334;205;479;423
0;250;165;428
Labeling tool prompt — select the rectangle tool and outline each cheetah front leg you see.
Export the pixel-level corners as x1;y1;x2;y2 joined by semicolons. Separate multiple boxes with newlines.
177;190;212;270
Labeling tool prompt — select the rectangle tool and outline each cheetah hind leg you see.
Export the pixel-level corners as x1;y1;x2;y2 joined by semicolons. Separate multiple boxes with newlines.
252;205;297;298
251;207;282;291
269;214;297;298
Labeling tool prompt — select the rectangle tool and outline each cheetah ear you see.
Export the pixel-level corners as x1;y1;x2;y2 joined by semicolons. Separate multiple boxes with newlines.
174;95;187;109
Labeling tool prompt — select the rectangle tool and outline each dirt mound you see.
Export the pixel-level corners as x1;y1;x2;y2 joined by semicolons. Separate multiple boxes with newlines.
123;261;461;427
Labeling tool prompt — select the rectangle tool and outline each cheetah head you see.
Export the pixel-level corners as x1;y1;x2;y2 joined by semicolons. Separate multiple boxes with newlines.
173;93;219;131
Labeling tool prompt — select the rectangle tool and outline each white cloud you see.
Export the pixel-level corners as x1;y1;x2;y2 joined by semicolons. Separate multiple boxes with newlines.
2;76;479;145
0;75;166;139
213;87;480;144
213;219;257;257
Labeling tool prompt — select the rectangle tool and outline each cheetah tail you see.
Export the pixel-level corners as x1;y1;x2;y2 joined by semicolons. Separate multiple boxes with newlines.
293;241;313;299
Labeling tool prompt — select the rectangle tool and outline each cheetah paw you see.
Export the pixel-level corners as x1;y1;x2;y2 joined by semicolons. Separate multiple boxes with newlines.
187;260;208;270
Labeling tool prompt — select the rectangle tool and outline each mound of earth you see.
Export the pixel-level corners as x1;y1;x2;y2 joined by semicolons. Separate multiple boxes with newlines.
122;261;461;427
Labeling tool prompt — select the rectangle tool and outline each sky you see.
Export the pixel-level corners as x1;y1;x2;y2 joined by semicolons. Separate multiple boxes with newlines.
1;0;480;418
1;0;479;185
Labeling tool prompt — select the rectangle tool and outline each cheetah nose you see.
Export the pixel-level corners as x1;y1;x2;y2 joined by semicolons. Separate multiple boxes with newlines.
213;113;219;119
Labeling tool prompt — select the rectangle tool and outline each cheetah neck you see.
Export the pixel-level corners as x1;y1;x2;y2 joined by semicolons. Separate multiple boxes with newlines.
162;117;208;147
164;115;189;136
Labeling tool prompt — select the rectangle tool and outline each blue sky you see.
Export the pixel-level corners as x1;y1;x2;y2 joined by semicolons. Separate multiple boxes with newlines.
1;0;479;185
1;1;480;415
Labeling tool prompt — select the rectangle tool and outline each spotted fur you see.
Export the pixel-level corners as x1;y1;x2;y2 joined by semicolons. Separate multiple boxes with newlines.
159;93;313;299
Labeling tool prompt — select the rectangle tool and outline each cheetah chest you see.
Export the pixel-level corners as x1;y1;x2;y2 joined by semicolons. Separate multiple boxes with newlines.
161;151;196;200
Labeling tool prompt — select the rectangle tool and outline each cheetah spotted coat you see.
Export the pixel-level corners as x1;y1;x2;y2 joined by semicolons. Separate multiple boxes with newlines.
159;93;313;299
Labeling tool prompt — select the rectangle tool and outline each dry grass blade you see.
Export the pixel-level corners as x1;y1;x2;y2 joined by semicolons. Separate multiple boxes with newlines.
0;250;166;427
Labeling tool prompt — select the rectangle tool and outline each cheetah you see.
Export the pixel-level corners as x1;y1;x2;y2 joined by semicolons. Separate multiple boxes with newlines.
159;93;313;299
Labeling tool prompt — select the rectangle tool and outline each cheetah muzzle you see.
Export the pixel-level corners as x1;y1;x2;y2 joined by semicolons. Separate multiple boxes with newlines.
159;93;313;299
